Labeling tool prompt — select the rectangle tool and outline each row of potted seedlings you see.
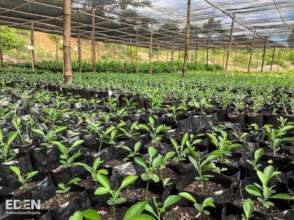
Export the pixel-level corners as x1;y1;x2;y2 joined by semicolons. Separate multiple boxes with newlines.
0;80;294;220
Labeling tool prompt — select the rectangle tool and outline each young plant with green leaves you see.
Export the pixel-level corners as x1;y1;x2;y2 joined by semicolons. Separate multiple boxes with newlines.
57;177;81;194
134;147;163;196
0;129;17;162
144;195;181;220
170;133;202;161
69;209;101;220
32;125;67;149
123;201;155;220
9;166;39;189
207;128;240;163
263;117;294;157
245;165;293;208
246;148;264;171
95;175;138;219
179;192;215;218
119;121;140;139
52;140;84;168
123;141;142;161
139;116;170;144
242;198;254;220
76;157;108;182
189;152;220;194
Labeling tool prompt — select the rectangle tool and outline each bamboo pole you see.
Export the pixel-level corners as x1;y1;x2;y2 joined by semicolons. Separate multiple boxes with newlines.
225;14;235;77
31;21;35;72
77;9;82;72
248;30;256;73
270;46;276;72
149;22;153;73
63;0;72;84
171;38;175;72
91;7;96;72
182;0;192;77
261;39;267;72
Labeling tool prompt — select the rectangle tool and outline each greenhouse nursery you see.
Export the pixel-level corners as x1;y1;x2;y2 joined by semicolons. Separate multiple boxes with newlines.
0;0;294;219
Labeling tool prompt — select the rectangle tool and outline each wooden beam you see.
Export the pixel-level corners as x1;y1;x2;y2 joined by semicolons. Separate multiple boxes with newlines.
77;9;82;72
270;46;276;72
182;0;192;77
149;22;153;73
261;39;267;72
206;46;209;65
194;44;198;65
225;13;235;77
136;27;139;73
171;38;175;72
248;30;256;73
31;21;35;72
63;0;72;84
91;7;96;72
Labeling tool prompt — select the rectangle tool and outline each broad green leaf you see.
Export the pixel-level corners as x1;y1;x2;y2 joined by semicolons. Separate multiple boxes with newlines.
245;185;262;197
202;197;215;208
82;209;101;220
152;155;163;168
72;140;85;148
163;195;181;209
148;147;157;159
69;211;83;220
31;128;45;136
123;201;148;220
179;192;196;203
254;148;264;162
94;187;109;196
271;193;293;200
26;171;39;180
120;176;138;189
96;174;110;188
9;166;21;177
243;199;253;219
7;131;17;146
134;157;147;168
144;204;157;218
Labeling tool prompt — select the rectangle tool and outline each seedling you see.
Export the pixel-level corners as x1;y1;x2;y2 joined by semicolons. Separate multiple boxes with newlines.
139;116;170;144
245;165;293;208
123;141;142;161
207;128;240;163
9;166;39;189
76;157;108;182
123;201;155;220
69;209;101;220
57;177;81;194
144;195;181;220
179;192;215;218
32;125;67;149
134;147;162;197
189;152;219;194
247;148;264;171
119;121;140;139
95;175;138;219
0;130;17;162
51;140;84;168
263;117;294;157
242;198;254;220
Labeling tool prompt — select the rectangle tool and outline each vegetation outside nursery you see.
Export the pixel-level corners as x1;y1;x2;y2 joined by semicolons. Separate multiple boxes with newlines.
1;0;294;220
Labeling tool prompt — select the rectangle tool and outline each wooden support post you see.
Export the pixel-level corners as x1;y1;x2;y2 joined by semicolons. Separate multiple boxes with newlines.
63;0;72;84
261;39;267;72
77;9;82;72
0;46;3;67
270;46;276;72
171;39;175;72
149;22;153;74
157;44;160;61
206;46;209;65
31;21;35;72
129;40;132;63
248;30;256;73
182;0;192;77
225;14;235;77
136;27;139;73
194;44;198;65
91;7;96;72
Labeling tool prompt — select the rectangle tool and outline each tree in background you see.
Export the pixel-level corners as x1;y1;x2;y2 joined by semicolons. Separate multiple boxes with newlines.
48;34;62;61
0;26;24;66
